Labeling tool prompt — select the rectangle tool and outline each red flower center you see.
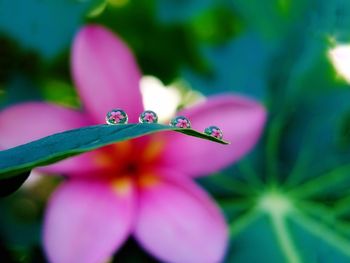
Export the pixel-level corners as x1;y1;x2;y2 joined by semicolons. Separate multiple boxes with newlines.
91;137;165;190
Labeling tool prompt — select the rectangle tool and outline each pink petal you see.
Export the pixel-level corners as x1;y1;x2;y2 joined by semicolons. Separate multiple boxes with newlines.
0;102;98;174
72;25;144;123
0;102;89;148
44;179;135;263
134;171;228;263
160;95;266;176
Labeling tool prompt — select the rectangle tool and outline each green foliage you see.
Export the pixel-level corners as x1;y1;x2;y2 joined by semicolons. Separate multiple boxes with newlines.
0;0;101;59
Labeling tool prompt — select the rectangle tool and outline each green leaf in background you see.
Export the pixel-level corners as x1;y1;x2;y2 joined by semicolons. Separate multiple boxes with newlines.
310;0;350;42
156;0;212;23
183;32;270;99
0;75;42;110
189;5;243;45
0;36;41;85
0;0;101;59
228;0;310;41
201;169;350;262
278;89;350;186
0;123;228;179
40;79;81;108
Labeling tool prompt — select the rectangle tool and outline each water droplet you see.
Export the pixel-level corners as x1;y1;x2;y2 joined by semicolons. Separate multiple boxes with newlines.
204;126;223;139
139;110;158;123
106;109;128;125
169;116;191;128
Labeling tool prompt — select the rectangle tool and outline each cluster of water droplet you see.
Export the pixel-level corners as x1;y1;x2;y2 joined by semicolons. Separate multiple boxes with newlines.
106;109;224;140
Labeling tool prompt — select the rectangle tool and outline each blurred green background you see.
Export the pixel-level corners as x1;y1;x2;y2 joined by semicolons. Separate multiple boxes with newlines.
1;0;350;262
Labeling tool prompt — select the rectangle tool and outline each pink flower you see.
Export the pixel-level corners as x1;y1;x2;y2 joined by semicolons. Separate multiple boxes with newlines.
176;118;190;128
144;112;155;122
211;128;222;139
110;111;124;122
0;25;266;263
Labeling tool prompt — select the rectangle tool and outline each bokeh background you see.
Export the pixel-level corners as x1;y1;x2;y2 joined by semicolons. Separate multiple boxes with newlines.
1;0;350;262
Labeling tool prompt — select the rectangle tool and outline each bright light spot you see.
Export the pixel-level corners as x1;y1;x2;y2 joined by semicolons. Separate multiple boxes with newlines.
329;44;350;83
140;76;182;122
258;191;293;217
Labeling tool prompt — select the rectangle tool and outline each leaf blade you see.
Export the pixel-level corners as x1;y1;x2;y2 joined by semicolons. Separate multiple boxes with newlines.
0;123;229;178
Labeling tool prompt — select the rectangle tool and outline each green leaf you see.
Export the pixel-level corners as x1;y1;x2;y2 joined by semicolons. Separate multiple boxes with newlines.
184;32;270;100
226;213;287;262
229;0;310;40
280;89;350;186
215;184;350;263
0;123;228;179
156;0;212;23
0;0;102;59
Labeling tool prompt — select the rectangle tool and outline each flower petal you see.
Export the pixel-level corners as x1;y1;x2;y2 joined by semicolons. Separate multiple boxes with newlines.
160;95;266;176
72;25;143;123
44;179;135;263
0;102;98;174
134;170;228;263
0;102;89;148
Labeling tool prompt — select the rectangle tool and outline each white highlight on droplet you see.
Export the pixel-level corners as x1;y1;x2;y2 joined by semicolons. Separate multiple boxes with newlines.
329;44;350;84
140;76;182;123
